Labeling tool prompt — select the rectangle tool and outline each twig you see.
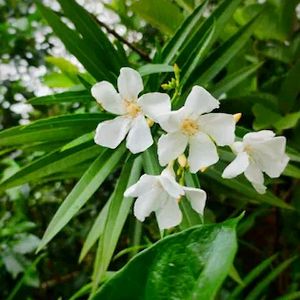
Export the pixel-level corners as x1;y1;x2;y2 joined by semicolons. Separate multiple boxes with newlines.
93;17;151;62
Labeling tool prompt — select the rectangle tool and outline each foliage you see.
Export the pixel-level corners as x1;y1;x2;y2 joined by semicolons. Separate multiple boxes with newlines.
1;0;300;299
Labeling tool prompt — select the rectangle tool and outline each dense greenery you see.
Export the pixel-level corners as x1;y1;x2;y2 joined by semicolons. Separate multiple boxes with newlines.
1;0;300;299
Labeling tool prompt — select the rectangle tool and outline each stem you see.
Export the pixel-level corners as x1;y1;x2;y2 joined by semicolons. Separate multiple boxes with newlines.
93;17;151;62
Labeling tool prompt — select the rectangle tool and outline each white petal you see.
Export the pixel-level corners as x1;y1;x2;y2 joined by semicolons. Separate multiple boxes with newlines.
188;133;219;173
91;81;125;115
138;92;171;122
222;152;249;179
155;197;182;230
252;183;267;194
126;115;153;154
251;137;288;177
244;162;264;185
133;188;162;222
244;130;275;143
158;107;187;133
244;163;267;194
159;170;184;198
117;67;143;100
183;186;206;215
157;132;188;166
198;113;235;146
185;86;219;115
94;116;131;149
124;174;157;198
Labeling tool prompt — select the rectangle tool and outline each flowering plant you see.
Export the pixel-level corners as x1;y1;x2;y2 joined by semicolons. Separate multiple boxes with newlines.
92;67;288;230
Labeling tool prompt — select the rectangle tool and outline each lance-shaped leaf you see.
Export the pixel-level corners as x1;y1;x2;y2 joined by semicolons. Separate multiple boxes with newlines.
35;1;111;81
92;215;242;300
36;144;126;252
92;157;142;291
0;113;110;146
29;90;93;105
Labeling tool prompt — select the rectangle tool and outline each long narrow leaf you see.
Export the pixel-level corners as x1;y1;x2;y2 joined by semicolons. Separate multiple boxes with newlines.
36;144;126;252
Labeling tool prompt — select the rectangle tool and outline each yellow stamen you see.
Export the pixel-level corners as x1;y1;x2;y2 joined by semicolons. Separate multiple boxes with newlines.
181;118;199;136
233;113;242;123
200;167;207;173
124;100;141;118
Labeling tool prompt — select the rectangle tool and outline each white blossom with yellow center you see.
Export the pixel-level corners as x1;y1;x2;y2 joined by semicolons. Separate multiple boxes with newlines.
157;86;236;173
124;168;206;230
222;130;289;194
91;67;171;154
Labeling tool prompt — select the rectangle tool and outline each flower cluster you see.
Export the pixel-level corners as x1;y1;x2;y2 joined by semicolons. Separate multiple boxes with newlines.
91;67;289;230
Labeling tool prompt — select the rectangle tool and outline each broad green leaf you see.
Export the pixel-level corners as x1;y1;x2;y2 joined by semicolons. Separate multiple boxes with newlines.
28;90;93;105
138;64;173;76
131;0;184;35
253;103;281;130
92;216;242;300
228;254;278;300
35;1;109;81
92;156;142;291
245;256;297;300
0;140;101;192
279;59;300;113
274;111;300;131
142;145;161;175
0;113;109;146
36;145;126;252
213;63;263;98
186;12;261;89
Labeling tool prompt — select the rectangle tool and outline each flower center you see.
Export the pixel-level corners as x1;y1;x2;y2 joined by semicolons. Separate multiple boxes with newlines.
181;118;199;136
124;100;141;118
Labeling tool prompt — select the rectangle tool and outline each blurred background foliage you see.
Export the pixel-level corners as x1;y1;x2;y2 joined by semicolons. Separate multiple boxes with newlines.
0;0;300;299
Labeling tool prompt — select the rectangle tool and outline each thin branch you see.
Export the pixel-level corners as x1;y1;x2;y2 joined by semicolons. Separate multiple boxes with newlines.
93;17;151;62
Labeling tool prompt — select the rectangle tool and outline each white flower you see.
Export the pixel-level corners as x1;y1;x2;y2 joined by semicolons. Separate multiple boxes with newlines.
91;67;171;154
157;86;236;173
222;130;289;194
124;168;207;230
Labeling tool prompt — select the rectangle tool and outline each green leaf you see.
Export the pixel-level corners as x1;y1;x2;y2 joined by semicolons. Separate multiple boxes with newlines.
253;103;281;130
162;0;208;64
138;64;174;76
57;0;124;73
204;162;292;210
0;113;109;146
186;12;261;89
245;256;297;300
43;72;76;88
131;0;184;35
228;254;278;300
36;145;126;252
92;216;242;300
79;199;110;262
92;156;142;291
35;1;110;81
29;90;93;105
274;111;300;131
212;63;263;98
0;139;101;192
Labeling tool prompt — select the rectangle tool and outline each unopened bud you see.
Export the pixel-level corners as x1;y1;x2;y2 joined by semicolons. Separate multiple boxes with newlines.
177;154;187;168
147;118;154;127
233;113;242;123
